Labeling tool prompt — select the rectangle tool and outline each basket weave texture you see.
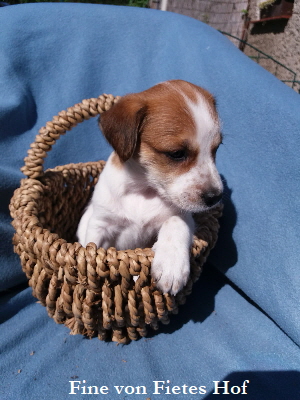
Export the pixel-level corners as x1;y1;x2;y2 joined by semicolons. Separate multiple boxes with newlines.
9;94;223;343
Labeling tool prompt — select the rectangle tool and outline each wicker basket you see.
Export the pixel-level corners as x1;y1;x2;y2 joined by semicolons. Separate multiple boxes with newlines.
9;94;223;343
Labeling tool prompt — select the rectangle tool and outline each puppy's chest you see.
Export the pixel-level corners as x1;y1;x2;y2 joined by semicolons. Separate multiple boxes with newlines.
111;191;171;230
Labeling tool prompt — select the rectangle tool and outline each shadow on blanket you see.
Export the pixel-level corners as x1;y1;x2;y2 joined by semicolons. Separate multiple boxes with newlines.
204;370;300;399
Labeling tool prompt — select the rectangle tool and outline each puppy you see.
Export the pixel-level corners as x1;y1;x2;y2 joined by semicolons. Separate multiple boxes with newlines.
76;80;223;295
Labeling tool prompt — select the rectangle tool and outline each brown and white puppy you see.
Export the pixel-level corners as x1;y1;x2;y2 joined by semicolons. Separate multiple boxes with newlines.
77;80;223;295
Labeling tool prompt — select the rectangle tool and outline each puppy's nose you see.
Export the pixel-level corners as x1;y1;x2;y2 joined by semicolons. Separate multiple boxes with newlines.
201;190;223;208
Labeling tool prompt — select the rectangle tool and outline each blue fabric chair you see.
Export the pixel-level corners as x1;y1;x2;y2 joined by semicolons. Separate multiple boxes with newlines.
1;4;299;399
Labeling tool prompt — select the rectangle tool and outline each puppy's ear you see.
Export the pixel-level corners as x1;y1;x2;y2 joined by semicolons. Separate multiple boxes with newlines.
99;95;147;162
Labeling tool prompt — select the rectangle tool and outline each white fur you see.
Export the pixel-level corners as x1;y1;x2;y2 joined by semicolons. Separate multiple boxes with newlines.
77;81;222;295
78;155;175;250
166;93;223;212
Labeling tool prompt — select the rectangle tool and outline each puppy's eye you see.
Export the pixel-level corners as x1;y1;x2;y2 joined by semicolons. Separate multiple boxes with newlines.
165;149;187;162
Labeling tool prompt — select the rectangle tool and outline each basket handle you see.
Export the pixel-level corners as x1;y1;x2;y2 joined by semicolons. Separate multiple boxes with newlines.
21;94;121;179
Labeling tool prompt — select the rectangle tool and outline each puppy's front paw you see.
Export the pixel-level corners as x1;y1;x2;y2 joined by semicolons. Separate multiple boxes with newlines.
151;242;190;295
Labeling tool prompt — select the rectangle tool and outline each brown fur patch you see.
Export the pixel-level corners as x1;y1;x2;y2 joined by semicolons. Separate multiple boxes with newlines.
100;97;147;162
101;80;219;179
161;80;218;123
134;80;214;177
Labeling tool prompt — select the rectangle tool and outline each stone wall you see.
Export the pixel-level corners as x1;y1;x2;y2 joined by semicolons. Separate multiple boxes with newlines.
245;0;300;92
148;0;300;92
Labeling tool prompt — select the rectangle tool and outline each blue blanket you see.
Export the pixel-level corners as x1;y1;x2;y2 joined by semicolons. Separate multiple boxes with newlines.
1;3;299;399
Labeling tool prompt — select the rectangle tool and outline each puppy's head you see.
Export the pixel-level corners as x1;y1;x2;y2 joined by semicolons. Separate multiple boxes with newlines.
100;80;223;212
